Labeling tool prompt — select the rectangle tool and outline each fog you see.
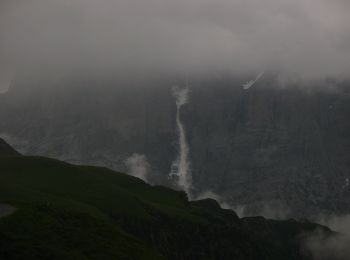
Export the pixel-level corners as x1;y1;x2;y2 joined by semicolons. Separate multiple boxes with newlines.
1;0;350;85
125;153;150;182
304;215;350;260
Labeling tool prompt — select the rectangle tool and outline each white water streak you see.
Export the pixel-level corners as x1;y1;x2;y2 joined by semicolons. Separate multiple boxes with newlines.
169;83;192;195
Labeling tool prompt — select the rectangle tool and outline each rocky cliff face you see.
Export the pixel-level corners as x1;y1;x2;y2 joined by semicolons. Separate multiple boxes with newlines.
1;74;349;218
185;77;350;218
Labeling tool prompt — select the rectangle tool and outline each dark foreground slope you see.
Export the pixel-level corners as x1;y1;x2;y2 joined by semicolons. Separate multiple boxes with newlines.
0;152;335;259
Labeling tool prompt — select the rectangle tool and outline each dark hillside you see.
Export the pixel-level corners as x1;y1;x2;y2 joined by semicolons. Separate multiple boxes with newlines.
0;146;334;259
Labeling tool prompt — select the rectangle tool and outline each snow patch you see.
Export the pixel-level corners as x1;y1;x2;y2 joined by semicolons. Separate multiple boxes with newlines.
242;72;264;90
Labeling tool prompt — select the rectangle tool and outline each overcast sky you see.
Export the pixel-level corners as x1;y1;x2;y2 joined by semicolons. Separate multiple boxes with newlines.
1;0;350;86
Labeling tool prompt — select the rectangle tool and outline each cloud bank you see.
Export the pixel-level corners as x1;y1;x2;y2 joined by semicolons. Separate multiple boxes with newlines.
1;0;350;81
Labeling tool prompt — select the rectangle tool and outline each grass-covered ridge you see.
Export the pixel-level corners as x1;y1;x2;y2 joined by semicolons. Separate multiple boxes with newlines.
0;153;334;259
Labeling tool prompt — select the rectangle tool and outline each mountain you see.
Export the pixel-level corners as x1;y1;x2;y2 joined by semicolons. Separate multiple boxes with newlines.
0;140;337;259
1;74;350;218
0;138;20;156
185;78;350;218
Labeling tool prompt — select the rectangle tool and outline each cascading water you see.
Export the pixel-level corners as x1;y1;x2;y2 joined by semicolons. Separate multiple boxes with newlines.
169;82;192;196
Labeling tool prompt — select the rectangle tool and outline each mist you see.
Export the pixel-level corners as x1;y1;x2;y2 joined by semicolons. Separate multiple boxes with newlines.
1;0;350;85
302;215;350;259
125;153;150;182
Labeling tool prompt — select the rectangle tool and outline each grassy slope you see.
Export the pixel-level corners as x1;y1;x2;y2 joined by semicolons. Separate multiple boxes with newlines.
0;156;175;259
0;156;333;259
0;156;230;259
0;156;207;222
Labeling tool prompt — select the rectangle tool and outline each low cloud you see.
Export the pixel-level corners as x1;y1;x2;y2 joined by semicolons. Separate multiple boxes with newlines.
1;0;350;81
125;153;150;182
303;229;350;260
303;214;350;260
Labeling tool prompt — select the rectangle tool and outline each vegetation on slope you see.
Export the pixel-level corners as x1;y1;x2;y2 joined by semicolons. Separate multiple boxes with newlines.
0;150;334;259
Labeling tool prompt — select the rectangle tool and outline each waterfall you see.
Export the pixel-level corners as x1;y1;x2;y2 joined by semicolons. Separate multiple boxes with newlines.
169;81;192;195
